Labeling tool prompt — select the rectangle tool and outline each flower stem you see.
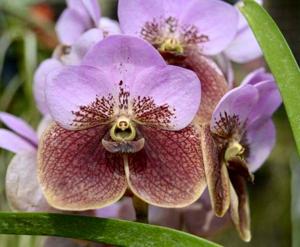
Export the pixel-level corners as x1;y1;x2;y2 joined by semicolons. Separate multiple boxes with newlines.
132;196;149;224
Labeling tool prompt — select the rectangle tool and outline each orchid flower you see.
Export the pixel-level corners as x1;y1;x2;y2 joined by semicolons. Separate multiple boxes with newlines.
37;35;206;211
118;0;239;122
0;112;52;212
56;0;120;46
200;68;282;241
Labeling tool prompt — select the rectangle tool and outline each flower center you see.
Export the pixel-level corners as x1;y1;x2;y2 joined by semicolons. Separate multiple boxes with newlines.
110;116;136;142
159;38;184;54
225;141;245;162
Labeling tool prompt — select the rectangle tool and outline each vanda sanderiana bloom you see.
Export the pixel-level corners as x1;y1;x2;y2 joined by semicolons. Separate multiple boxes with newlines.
200;68;282;241
38;35;206;210
118;0;239;121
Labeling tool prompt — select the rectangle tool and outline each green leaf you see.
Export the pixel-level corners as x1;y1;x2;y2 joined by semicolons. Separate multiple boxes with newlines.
291;155;300;247
240;0;300;154
0;212;222;247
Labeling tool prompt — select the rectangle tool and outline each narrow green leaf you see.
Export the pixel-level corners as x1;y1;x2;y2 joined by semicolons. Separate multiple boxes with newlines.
291;155;300;247
0;212;222;247
240;0;300;154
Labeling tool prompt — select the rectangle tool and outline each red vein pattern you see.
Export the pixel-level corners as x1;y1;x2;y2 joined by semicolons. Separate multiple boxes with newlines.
127;124;206;207
38;124;127;210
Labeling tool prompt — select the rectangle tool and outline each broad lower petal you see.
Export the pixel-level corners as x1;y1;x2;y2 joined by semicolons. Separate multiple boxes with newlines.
181;0;238;55
132;65;200;130
0;112;38;145
56;9;91;45
6;152;53;212
46;65;114;130
200;125;230;217
182;52;228;123
0;129;36;153
211;85;259;131
246;119;276;172
33;58;63;115
126;125;206;207
38;124;127;210
229;176;251;242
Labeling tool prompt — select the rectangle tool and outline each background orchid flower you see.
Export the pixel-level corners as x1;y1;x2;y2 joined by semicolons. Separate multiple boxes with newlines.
118;0;238;56
224;0;263;64
200;68;282;241
38;35;206;211
56;0;120;46
118;0;239;123
0;112;52;212
34;28;104;115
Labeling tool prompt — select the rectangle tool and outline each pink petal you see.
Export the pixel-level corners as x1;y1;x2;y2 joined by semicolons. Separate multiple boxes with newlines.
246;119;276;172
81;0;101;26
61;28;104;65
126;125;206;207
0;112;38;145
132;65;201;130
46;65;115;130
211;85;259;131
83;35;165;74
56;9;91;45
38;124;127;210
6;152;53;212
33;58;63;115
96;197;136;221
99;17;121;35
180;0;239;55
0;129;36;154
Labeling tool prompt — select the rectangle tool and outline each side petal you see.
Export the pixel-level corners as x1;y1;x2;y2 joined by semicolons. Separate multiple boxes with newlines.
181;0;239;55
81;0;101;26
246;119;276;172
211;85;259;131
200;124;230;217
99;17;121;36
132;65;201;130
249;81;282;123
37;123;127;211
0;129;36;153
61;28;104;65
126;124;206;208
241;68;273;86
33;58;63;115
0;112;38;145
229;176;251;242
56;9;91;45
46;65;114;130
6;152;53;212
